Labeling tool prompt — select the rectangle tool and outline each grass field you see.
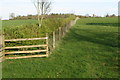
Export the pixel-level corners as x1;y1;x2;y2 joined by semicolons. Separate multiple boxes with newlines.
2;19;37;27
2;17;119;78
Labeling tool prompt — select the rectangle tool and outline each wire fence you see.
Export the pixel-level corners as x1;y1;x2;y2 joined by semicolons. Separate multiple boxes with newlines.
48;17;79;53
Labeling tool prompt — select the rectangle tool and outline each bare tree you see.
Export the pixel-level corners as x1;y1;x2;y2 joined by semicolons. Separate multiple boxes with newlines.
106;13;109;17
32;0;52;27
9;13;15;19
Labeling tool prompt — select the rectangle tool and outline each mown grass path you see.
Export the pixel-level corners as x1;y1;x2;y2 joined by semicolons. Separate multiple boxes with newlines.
2;17;119;78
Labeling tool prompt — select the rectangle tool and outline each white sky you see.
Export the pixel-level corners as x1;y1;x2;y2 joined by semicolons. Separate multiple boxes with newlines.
0;0;119;19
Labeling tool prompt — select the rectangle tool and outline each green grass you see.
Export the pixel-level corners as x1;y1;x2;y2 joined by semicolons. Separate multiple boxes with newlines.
2;17;119;78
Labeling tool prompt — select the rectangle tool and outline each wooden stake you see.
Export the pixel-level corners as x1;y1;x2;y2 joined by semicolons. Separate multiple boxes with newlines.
59;27;61;40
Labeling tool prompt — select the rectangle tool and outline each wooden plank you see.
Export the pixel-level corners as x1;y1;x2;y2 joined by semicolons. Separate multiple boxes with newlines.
5;50;47;54
5;54;47;59
5;37;48;42
5;44;47;49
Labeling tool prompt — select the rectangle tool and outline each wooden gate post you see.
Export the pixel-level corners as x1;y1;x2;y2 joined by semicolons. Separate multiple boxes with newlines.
46;33;49;56
0;33;5;62
53;31;55;49
3;34;5;61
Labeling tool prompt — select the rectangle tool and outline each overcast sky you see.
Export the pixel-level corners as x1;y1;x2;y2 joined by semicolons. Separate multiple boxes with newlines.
0;0;119;19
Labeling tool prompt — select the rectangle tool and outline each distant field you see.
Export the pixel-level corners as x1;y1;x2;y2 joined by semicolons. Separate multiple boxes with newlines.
2;17;119;78
2;19;37;27
78;17;118;27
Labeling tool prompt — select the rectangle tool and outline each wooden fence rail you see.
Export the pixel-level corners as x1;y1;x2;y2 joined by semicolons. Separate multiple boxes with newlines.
5;54;47;59
5;44;47;49
5;37;48;42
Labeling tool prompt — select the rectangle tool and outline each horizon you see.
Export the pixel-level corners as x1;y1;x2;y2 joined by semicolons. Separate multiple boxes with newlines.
0;0;119;20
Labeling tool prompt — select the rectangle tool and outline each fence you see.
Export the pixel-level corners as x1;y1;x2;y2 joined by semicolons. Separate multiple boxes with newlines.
0;33;48;60
48;17;79;53
0;17;79;61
